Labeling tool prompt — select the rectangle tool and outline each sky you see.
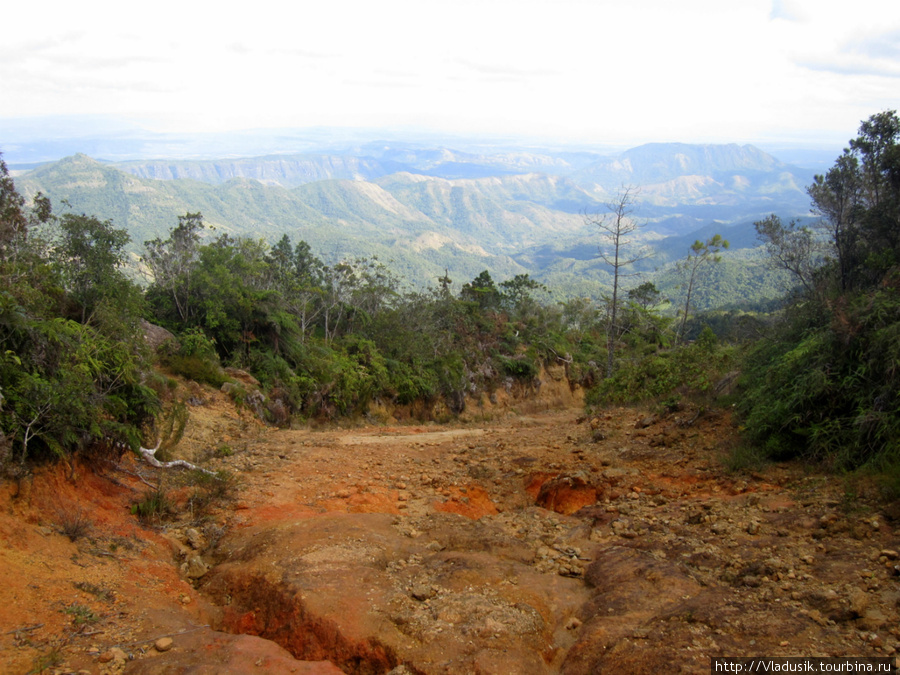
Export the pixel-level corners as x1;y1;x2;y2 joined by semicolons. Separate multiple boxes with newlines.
2;0;899;150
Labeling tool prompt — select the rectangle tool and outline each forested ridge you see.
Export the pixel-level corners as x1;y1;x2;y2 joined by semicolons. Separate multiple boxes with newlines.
1;111;899;496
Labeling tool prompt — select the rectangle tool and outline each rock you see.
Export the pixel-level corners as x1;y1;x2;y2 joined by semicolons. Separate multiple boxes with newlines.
185;528;205;550
848;587;870;617
747;520;761;535
99;647;128;663
154;637;174;652
181;555;210;579
410;583;435;601
635;415;657;429
710;521;729;535
141;319;177;351
807;609;830;626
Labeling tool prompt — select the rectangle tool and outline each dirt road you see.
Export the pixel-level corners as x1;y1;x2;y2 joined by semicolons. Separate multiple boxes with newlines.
2;391;899;673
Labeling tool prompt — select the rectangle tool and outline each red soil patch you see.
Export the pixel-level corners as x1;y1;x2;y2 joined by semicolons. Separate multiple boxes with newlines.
433;485;499;519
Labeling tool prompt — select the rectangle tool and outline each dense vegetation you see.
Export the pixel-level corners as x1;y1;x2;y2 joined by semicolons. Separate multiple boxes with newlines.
2;111;898;499
737;111;900;487
0;158;611;469
0;157;158;472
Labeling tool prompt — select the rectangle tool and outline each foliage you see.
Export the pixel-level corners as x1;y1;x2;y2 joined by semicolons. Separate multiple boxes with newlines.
131;485;174;523
738;111;900;477
54;506;92;542
0;156;158;468
676;234;729;343
62;602;99;626
586;328;734;407
186;469;239;515
738;277;900;468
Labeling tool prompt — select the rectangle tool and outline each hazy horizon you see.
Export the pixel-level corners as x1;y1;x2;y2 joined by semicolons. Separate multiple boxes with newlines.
3;0;898;162
0;113;849;170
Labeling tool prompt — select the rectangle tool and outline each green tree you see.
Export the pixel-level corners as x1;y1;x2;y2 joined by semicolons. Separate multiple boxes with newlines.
460;270;501;311
0;166;157;467
143;212;206;325
0;154;28;249
626;281;663;311
806;110;900;291
56;213;137;324
676;234;729;343
754;214;821;298
266;235;325;343
500;274;547;315
738;111;900;476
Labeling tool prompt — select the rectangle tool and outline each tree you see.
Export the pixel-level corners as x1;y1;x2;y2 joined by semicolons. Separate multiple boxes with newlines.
499;274;546;313
143;212;206;325
0;154;27;249
266;234;325;343
584;187;651;376
676;234;729;343
806;110;900;291
1;152;52;273
460;270;501;311
626;281;663;311
754;214;821;298
738;111;900;470
807;152;862;291
56;213;136;324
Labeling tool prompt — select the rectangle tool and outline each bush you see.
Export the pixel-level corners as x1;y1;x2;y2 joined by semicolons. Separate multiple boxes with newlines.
497;354;539;381
131;486;174;523
54;506;92;542
587;337;734;408
163;354;228;388
738;281;900;470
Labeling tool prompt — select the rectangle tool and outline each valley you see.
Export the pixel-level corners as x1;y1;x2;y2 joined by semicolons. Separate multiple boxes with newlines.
10;140;810;304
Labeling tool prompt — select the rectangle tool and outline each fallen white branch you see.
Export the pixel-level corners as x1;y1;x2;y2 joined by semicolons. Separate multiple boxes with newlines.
139;441;217;476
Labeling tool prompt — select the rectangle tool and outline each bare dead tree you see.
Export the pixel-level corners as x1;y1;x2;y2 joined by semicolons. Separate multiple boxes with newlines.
584;187;652;377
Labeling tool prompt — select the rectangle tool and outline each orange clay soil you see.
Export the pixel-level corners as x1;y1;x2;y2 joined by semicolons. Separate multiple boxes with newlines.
2;379;899;674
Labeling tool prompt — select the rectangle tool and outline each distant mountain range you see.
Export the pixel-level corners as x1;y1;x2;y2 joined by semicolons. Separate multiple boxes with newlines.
12;140;816;304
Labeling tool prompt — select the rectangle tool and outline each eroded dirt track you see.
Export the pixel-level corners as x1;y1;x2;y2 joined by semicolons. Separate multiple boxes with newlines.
3;399;900;674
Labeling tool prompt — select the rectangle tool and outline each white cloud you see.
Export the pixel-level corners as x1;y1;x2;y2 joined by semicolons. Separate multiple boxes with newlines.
1;0;898;145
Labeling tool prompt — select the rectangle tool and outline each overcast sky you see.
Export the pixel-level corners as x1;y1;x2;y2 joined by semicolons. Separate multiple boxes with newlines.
2;0;899;148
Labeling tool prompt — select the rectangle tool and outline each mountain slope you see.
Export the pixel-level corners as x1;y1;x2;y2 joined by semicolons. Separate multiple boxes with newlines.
572;143;814;214
117;154;405;188
13;142;814;304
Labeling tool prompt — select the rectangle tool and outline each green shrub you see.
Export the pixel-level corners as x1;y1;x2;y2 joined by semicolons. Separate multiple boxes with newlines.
187;469;238;514
497;354;539;381
737;282;900;471
587;338;734;408
131;486;173;523
163;354;228;388
63;603;98;626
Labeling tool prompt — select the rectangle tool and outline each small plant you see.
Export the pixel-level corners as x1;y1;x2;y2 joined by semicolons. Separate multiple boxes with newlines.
54;506;92;542
656;394;683;415
187;469;238;515
131;486;173;523
27;647;64;674
73;581;114;603
62;602;98;626
721;440;768;473
163;354;228;388
215;443;234;458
